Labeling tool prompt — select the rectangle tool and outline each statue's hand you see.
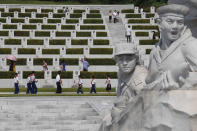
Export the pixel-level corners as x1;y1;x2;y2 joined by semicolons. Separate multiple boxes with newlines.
179;76;193;89
161;71;179;89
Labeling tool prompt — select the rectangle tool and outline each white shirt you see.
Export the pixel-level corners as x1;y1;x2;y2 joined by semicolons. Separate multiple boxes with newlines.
106;78;111;84
126;28;132;36
14;76;19;83
78;78;83;85
56;75;60;82
27;76;31;83
30;75;35;82
91;79;96;85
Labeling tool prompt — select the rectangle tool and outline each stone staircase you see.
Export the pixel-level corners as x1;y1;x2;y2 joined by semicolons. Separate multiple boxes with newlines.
0;96;115;131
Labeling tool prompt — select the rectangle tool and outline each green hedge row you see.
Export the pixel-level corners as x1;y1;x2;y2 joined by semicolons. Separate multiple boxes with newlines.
33;58;53;65
18;48;36;54
9;8;21;12
22;24;37;29
96;32;107;37
14;31;29;37
70;13;82;18
73;9;85;13
1;12;14;17
76;32;91;37
83;19;103;24
66;19;79;24
48;19;61;23
132;25;158;30
80;25;105;30
35;31;50;37
0;71;15;79
36;13;48;18
52;71;73;79
0;8;5;12
42;25;56;30
90;48;113;54
146;13;155;18
135;32;149;37
4;39;21;45
87;58;115;65
49;39;66;45
143;7;150;12
56;31;71;37
93;39;109;45
128;19;150;24
59;58;79;65
27;39;44;45
3;24;17;29
0;18;6;23
121;9;134;13
139;40;159;45
29;19;43;23
125;14;141;18
41;9;53;13
71;39;88;45
18;13;31;17
7;58;26;66
61;25;75;30
0;48;11;54
90;10;100;13
146;49;152;54
53;13;65;18
23;71;44;79
11;18;25;23
57;9;63;13
42;49;60;54
80;71;117;79
25;9;37;12
66;48;83;54
86;14;101;18
0;31;9;36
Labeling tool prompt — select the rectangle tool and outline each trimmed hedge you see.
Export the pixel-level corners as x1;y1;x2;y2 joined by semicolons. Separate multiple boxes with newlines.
80;25;105;30
0;31;9;36
143;7;150;12
48;19;61;23
0;71;15;79
22;24;37;29
1;13;14;17
35;31;50;37
42;49;60;55
7;58;26;66
70;13;82;18
18;13;31;17
83;19;103;24
66;19;79;24
49;39;66;45
59;58;79;65
0;18;6;23
42;25;56;30
61;25;75;30
57;9;63;13
33;58;53;65
11;18;25;23
71;39;88;45
87;58;116;65
128;19;150;24
14;31;29;37
18;48;36;54
125;14;141;18
96;32;107;37
25;9;37;12
0;48;11;54
93;39;109;45
53;13;65;18
52;71;73;79
135;32;149;37
4;39;21;45
146;13;155;18
121;9;134;13
66;48;83;54
9;8;21;12
139;40;159;45
132;25;158;30
146;49;152;54
29;19;43;23
0;8;5;12
3;24;17;29
80;71;117;79
27;39;43;45
23;71;44;79
86;14;101;18
76;32;91;37
36;13;48;18
90;10;100;13
56;31;71;37
90;48;113;54
41;9;53;13
73;9;85;13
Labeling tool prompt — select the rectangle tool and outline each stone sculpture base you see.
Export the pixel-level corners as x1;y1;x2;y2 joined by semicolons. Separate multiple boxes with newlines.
108;89;197;131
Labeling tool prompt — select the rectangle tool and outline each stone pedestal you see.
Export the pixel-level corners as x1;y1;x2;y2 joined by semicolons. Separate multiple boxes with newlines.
22;38;27;48
60;47;66;57
53;58;59;70
0;38;4;48
12;47;17;55
25;17;29;24
134;7;139;13
27;57;33;69
14;11;18;18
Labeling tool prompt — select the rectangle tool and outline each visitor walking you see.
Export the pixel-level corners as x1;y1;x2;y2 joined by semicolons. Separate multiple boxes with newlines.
31;71;38;94
112;10;117;23
105;75;111;93
125;25;132;43
77;75;83;94
14;73;19;94
56;71;62;93
109;10;112;23
26;73;32;94
90;76;96;94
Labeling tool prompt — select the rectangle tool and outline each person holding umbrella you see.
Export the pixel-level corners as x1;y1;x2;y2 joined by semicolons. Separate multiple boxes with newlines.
6;55;16;72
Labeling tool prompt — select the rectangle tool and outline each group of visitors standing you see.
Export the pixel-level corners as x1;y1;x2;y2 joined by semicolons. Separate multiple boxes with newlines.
109;10;120;23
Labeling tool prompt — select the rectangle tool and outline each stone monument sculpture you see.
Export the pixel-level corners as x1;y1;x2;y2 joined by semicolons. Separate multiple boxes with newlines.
99;4;197;131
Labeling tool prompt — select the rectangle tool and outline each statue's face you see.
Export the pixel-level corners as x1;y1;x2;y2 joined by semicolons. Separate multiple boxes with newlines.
159;14;185;42
116;54;137;74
